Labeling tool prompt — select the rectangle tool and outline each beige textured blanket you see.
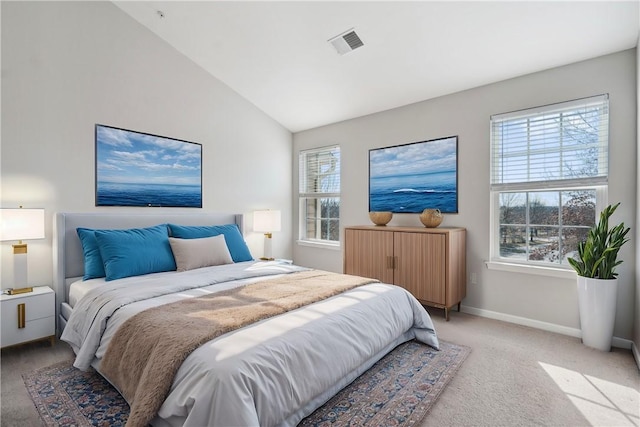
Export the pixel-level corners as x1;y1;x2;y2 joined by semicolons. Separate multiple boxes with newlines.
100;269;378;427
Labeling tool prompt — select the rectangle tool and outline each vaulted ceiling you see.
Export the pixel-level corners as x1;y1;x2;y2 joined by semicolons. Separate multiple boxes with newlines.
115;1;639;133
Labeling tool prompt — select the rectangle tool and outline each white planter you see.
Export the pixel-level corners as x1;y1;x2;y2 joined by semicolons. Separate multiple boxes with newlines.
577;276;617;351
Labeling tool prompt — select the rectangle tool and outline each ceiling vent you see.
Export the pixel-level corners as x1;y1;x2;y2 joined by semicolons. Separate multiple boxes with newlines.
328;29;364;55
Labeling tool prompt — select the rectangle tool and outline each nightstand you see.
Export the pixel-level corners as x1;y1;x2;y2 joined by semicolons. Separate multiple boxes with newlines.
1;286;55;348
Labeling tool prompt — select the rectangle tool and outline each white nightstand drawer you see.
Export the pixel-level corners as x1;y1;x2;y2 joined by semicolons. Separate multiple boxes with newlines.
2;293;54;322
1;316;55;347
1;286;55;348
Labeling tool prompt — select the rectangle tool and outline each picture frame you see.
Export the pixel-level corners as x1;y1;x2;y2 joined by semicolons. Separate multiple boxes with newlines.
369;135;458;213
95;124;203;208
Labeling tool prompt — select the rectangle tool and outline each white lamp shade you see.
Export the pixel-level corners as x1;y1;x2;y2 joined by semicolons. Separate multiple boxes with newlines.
253;210;281;233
0;208;45;241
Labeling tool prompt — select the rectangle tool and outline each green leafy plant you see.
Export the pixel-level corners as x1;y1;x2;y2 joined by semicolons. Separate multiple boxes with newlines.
568;203;630;279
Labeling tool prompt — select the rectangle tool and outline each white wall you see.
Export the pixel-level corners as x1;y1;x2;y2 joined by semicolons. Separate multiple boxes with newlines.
1;2;293;288
293;50;637;340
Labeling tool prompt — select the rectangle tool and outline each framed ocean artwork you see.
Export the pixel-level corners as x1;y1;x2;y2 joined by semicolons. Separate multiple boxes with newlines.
95;124;202;208
369;136;458;214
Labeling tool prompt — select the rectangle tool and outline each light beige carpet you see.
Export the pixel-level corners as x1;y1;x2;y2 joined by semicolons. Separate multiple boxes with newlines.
425;309;639;427
2;310;639;427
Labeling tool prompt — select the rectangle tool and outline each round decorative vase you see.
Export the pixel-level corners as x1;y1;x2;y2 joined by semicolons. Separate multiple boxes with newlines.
369;211;393;226
419;209;443;228
577;276;617;352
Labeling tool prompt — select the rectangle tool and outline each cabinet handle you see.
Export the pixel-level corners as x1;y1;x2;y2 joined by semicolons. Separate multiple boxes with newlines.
17;303;25;329
387;256;398;270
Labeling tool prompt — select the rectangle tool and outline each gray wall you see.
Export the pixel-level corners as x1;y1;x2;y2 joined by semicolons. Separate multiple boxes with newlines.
635;38;640;363
1;2;293;287
293;49;637;342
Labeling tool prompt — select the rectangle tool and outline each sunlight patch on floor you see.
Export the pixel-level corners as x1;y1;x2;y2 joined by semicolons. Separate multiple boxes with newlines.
539;362;640;426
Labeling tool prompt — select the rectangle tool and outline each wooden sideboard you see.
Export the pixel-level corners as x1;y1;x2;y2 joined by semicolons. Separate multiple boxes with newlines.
343;225;466;320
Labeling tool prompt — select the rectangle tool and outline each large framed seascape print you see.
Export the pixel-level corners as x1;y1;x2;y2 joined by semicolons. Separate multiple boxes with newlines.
369;136;458;213
95;124;202;208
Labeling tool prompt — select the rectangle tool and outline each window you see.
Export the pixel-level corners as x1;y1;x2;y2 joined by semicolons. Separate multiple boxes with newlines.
490;94;609;268
299;145;340;246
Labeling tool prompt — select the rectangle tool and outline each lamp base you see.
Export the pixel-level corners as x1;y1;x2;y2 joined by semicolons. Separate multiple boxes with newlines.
7;287;33;295
261;233;274;261
13;251;28;288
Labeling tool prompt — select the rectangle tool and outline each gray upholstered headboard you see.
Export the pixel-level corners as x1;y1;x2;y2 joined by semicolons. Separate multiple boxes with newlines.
52;212;243;332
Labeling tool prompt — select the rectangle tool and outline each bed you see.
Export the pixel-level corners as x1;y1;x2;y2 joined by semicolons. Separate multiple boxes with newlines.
54;212;439;427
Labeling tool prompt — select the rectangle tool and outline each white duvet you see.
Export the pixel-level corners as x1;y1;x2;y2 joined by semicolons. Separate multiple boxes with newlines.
61;261;439;427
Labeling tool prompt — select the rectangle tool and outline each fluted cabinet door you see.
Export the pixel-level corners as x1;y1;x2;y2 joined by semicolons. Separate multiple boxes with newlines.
394;232;446;304
343;225;466;320
343;228;394;284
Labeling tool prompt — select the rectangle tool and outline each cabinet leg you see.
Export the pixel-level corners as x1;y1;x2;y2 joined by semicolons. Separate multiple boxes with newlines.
445;307;450;321
457;302;461;312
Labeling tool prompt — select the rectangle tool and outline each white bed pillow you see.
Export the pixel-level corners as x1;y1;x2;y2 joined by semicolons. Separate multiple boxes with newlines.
169;235;233;272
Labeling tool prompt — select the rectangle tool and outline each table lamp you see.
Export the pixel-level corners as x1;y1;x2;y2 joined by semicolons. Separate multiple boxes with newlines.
0;207;45;288
253;210;281;261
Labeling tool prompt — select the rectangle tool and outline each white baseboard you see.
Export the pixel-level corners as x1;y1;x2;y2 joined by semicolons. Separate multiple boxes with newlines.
612;336;634;351
460;305;633;350
632;342;640;371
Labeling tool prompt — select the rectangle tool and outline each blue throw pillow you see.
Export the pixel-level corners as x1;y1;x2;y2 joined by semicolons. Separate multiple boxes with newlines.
168;223;253;263
77;228;106;280
95;224;176;281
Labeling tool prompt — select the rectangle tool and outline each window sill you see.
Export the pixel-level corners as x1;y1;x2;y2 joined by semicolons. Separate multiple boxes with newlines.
485;261;577;279
296;240;341;251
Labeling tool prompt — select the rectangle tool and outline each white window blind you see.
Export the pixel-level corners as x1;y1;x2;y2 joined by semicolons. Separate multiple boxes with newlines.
299;146;341;197
491;94;609;192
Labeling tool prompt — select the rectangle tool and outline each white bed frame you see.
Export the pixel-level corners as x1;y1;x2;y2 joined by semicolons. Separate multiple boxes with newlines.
52;212;244;336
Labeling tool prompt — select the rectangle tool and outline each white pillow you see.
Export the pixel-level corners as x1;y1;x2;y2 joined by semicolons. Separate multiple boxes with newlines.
168;235;233;272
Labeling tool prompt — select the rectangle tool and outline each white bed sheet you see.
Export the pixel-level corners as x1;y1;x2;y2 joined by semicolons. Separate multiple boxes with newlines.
68;277;108;308
61;261;439;427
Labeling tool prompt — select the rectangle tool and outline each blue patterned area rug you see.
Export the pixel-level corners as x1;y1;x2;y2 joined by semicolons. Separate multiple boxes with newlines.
23;340;470;427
